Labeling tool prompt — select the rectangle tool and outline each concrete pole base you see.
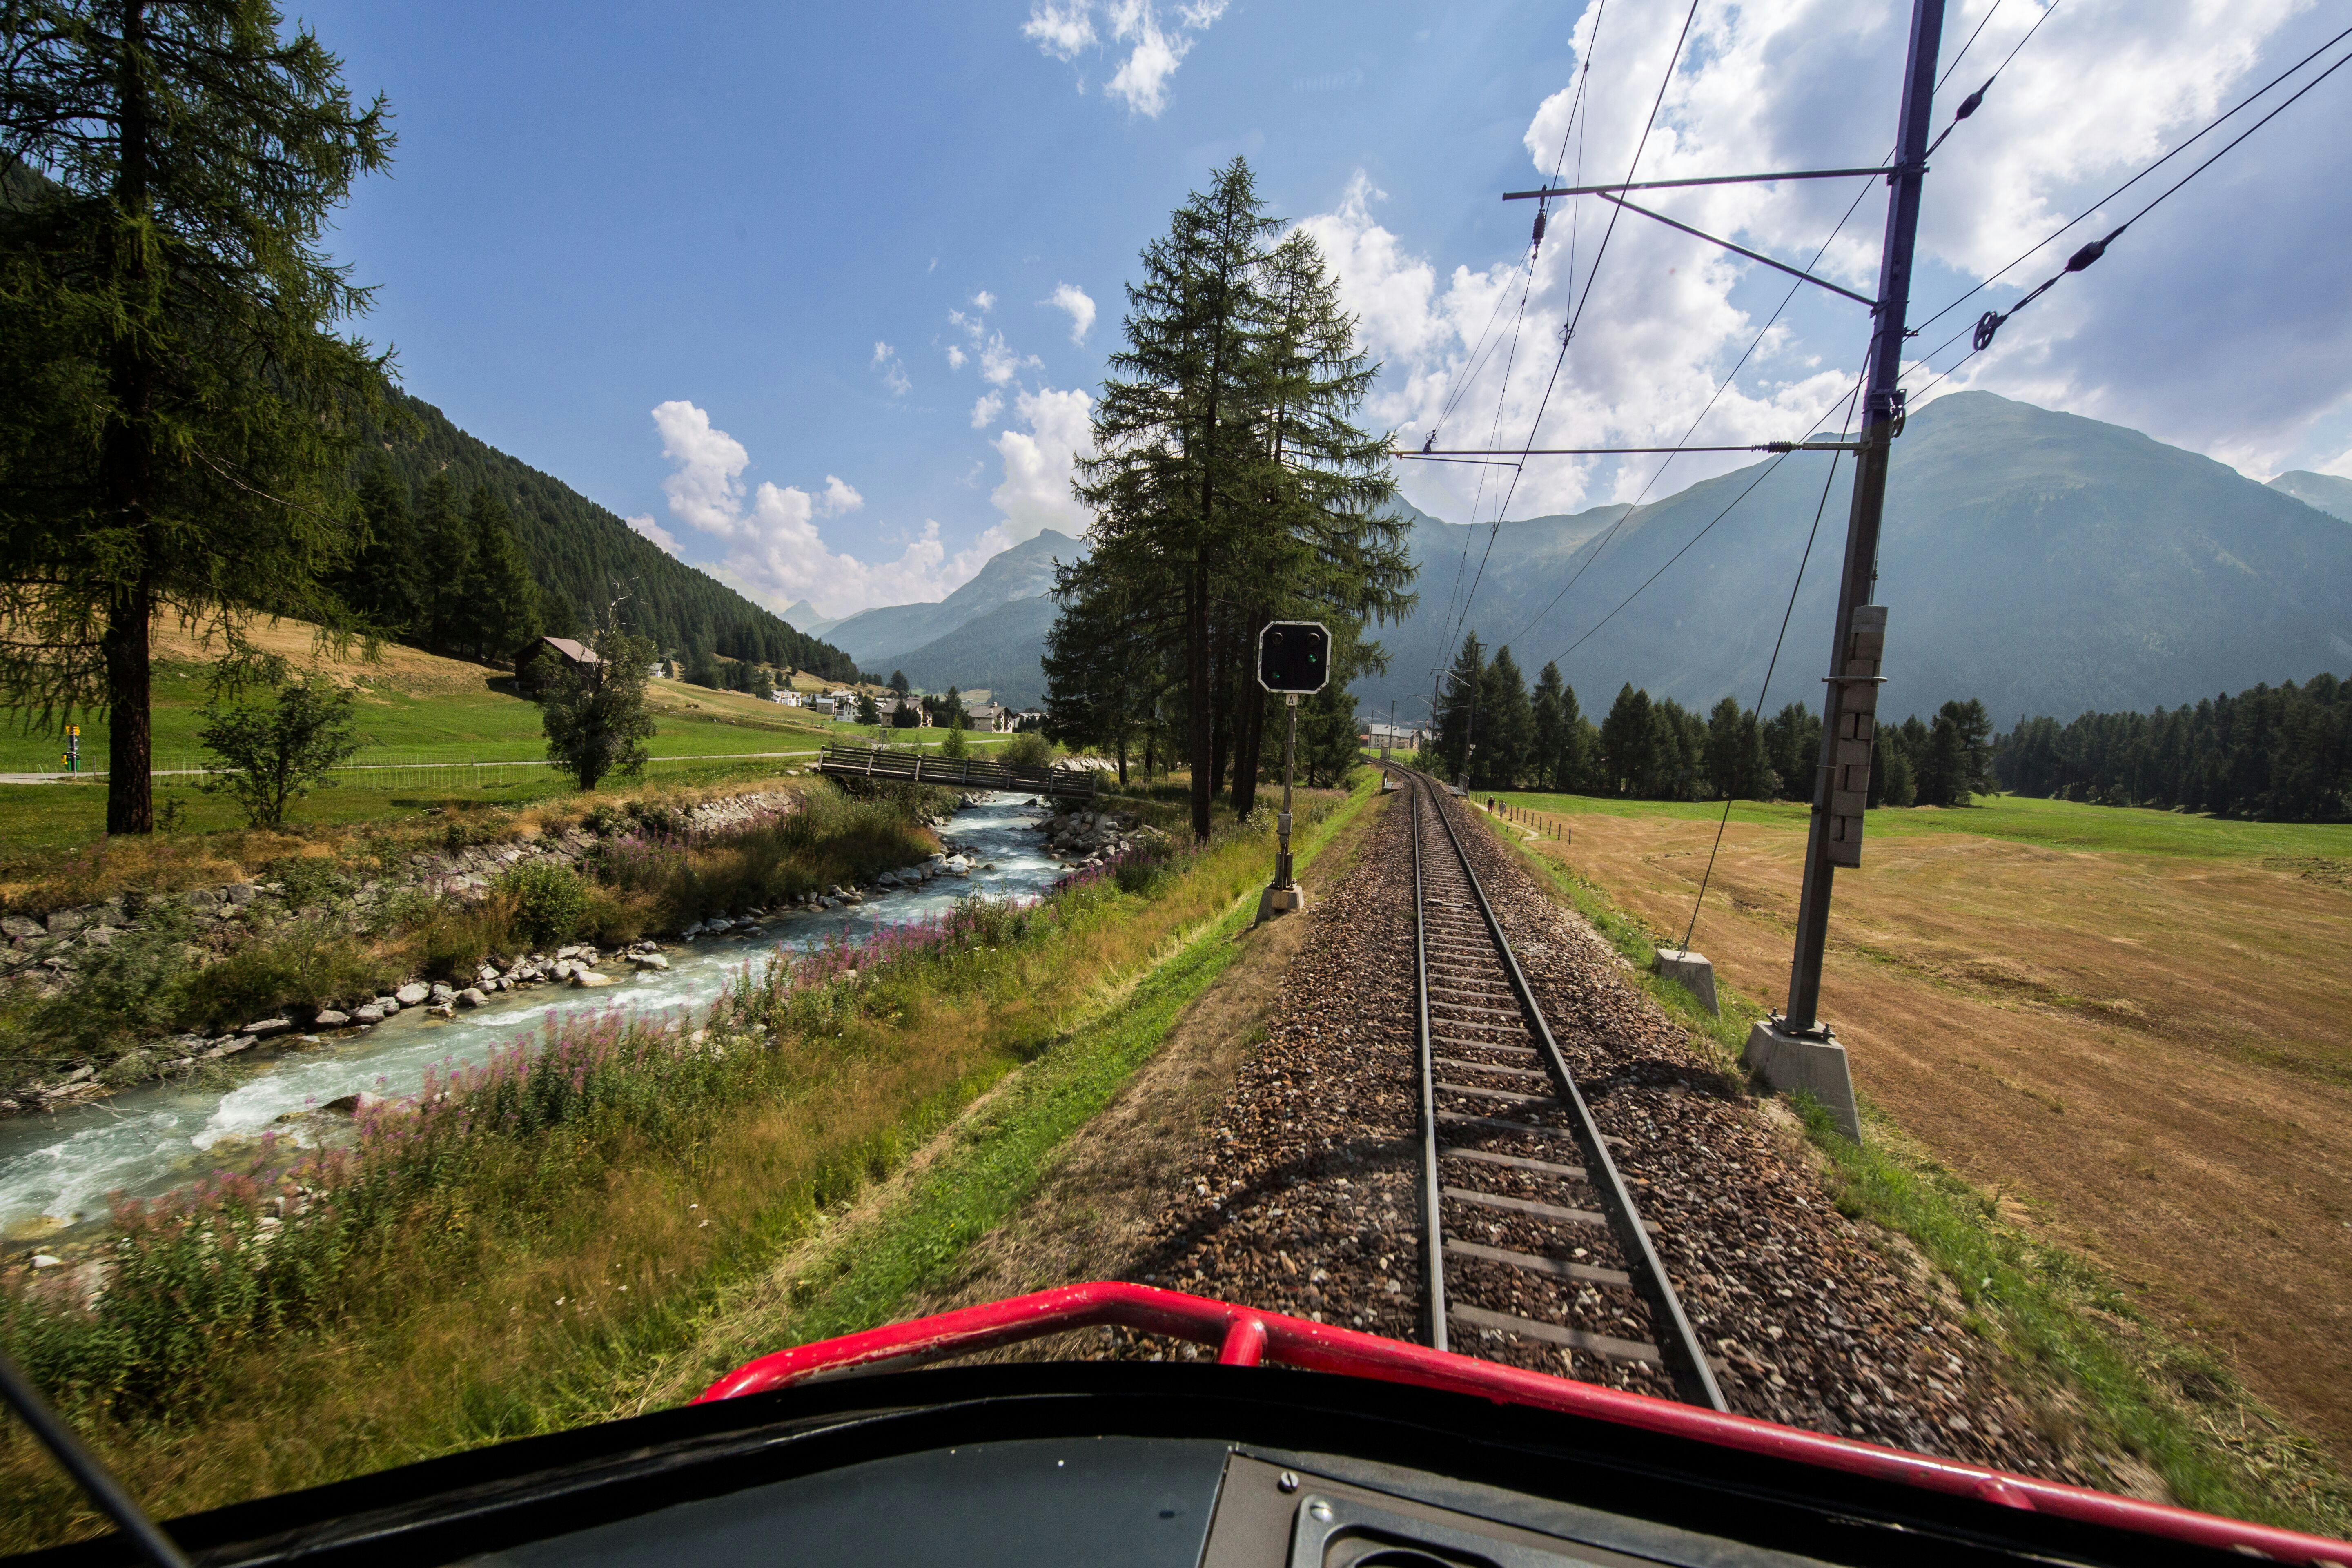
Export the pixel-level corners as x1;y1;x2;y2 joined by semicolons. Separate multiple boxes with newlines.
1744;1018;1862;1144
1256;885;1309;922
1651;947;1719;1016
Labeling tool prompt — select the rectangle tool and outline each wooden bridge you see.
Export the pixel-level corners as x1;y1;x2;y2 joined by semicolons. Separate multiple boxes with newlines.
815;744;1099;802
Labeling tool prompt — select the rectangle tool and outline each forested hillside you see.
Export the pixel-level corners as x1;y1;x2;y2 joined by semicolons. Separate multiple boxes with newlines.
359;391;857;679
1995;673;2350;819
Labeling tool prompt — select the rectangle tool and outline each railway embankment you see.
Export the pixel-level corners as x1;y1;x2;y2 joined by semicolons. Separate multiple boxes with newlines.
1110;784;2076;1479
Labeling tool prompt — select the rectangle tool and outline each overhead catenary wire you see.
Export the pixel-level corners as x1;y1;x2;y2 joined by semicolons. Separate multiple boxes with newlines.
1902;31;2352;396
1923;0;2062;157
1680;390;1859;954
1535;378;1864;675
1500;169;1882;654
1908;18;2352;344
1442;0;1703;676
1426;0;1617;698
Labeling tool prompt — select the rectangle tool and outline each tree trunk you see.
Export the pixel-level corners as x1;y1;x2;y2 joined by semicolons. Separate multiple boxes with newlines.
1231;613;1268;817
1187;550;1212;840
1116;732;1128;788
103;0;158;835
102;585;154;834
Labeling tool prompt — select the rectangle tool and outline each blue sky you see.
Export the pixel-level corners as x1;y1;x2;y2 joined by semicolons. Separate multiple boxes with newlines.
300;0;2352;620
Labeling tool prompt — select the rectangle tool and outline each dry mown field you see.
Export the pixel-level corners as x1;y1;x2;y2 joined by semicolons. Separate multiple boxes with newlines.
1503;798;2352;1471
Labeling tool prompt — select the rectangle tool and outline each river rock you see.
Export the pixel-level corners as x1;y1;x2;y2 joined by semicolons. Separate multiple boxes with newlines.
394;982;429;1005
428;1000;455;1018
0;915;39;940
429;982;454;1001
631;952;670;971
943;855;971;875
352;1004;384;1024
241;1018;293;1037
29;1255;62;1270
321;1091;387;1114
458;987;488;1008
45;909;84;935
570;969;614;988
315;1009;351;1027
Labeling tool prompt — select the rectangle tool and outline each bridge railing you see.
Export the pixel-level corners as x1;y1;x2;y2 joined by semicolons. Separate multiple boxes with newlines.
816;744;1096;800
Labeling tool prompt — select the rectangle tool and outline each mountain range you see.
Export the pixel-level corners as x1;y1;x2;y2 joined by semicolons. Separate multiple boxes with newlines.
811;393;2352;723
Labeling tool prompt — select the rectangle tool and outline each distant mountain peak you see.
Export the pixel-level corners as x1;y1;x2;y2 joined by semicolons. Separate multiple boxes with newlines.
2269;469;2352;523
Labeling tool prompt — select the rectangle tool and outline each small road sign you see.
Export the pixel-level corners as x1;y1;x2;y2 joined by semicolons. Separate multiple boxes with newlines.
1256;621;1330;695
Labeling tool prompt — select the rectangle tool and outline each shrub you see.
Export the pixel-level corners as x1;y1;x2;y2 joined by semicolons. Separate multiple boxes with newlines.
24;920;194;1061
579;884;648;948
1113;840;1180;897
176;931;395;1029
498;862;588;948
1000;731;1055;771
413;906;511;980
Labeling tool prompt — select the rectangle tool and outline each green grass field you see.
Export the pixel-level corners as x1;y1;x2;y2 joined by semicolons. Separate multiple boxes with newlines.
1491;789;2352;862
0;667;895;774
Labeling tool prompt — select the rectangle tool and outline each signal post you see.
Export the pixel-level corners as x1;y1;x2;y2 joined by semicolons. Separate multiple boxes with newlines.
1255;621;1328;922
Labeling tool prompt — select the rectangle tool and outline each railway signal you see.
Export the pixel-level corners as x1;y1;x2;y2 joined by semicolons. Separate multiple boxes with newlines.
1256;621;1328;919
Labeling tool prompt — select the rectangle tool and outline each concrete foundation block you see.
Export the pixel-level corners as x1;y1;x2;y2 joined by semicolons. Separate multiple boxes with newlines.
1651;947;1719;1016
1255;885;1309;922
1744;1018;1861;1144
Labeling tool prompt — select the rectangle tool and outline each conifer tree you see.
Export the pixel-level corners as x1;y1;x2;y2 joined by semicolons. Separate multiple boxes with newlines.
1599;684;1655;797
1070;158;1406;838
1479;645;1532;788
417;472;471;653
0;0;394;832
347;457;424;634
462;485;540;660
1434;633;1485;784
1530;662;1566;790
1704;697;1747;800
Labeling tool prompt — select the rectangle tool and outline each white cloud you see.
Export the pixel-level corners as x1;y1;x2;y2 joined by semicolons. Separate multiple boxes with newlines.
979;331;1040;386
816;475;864;516
971;391;1004;429
1044;281;1097;343
1299;0;2350;514
626;513;680;556
989;384;1098;542
971;290;997;312
647;401;1002;619
1022;0;1096;60
1020;0;1225;117
944;345;968;370
871;340;909;396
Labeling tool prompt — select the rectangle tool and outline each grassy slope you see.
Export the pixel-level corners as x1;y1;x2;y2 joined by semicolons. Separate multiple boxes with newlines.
666;767;1383;1389
1465;805;2352;1537
1494;789;2352;861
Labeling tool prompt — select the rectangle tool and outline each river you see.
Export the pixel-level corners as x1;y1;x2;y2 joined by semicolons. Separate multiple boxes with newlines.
0;793;1068;1243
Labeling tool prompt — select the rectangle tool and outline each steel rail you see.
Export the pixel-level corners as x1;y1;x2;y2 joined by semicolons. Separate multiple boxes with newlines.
1410;775;1448;1353
1407;770;1726;1410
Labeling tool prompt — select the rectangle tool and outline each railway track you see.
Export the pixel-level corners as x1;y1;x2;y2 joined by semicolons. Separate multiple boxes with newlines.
1403;768;1727;1410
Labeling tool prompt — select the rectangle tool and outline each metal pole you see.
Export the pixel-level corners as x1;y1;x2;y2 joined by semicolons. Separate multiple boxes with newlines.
1783;0;1945;1032
1277;692;1298;889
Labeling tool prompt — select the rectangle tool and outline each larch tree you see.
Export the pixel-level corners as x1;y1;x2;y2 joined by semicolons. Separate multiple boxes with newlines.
461;484;539;660
0;0;392;833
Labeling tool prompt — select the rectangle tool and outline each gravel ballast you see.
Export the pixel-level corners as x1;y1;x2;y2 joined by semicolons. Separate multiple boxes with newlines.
1113;784;2079;1481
